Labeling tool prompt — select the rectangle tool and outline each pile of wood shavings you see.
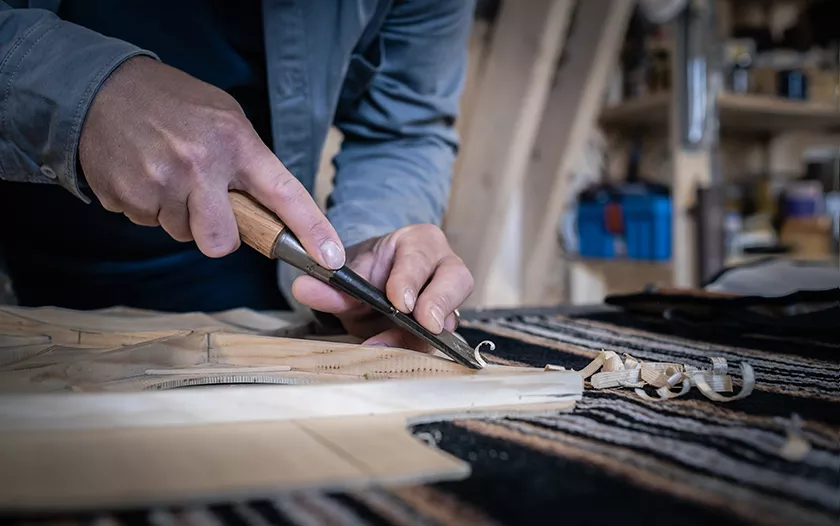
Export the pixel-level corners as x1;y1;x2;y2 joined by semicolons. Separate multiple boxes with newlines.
572;350;755;402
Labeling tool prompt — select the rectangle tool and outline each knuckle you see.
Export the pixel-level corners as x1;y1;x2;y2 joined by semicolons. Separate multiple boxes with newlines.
453;259;475;289
95;190;122;212
112;179;153;212
407;250;435;273
268;174;303;203
143;161;173;190
305;218;332;243
210;108;248;142
202;230;239;257
415;224;446;243
461;269;475;292
171;141;210;172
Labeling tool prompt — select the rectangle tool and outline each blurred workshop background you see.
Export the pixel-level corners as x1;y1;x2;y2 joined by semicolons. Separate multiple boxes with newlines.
2;0;839;309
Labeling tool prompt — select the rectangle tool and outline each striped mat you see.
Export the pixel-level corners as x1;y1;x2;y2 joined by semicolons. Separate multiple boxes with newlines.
8;310;839;526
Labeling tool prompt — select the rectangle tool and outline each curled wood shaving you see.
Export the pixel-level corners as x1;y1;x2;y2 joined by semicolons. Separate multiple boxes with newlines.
473;341;494;368
577;351;755;402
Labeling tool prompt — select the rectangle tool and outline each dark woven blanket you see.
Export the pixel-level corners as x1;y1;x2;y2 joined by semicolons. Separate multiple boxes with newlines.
11;309;840;526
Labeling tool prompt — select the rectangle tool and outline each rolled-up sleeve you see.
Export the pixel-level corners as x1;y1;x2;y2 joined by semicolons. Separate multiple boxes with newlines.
0;3;157;201
327;0;473;248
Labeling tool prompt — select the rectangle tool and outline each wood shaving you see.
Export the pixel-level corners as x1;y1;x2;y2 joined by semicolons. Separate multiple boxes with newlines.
473;341;494;368
576;351;755;402
777;414;812;462
544;364;566;371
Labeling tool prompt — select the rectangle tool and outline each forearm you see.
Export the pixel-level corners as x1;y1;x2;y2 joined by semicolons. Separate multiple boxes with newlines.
0;4;157;200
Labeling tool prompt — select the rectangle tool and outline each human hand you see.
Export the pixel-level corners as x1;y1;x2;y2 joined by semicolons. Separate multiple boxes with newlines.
291;224;474;352
79;56;345;268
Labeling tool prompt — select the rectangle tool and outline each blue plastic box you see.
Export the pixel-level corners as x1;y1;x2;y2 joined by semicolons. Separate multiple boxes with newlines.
622;195;671;260
577;201;617;258
576;195;671;261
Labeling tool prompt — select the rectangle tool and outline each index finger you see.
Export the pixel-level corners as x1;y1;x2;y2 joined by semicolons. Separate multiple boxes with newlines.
234;149;345;269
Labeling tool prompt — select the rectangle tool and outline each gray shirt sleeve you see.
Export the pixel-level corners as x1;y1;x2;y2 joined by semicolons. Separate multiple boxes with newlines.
327;0;473;249
0;3;158;201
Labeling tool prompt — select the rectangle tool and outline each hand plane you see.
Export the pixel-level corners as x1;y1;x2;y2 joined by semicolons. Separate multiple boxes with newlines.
229;191;485;369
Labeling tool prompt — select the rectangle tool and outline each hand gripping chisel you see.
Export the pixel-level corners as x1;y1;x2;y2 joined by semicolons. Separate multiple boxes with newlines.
228;191;485;369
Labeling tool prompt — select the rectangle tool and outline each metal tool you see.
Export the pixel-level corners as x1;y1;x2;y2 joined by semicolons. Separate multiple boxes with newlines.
229;191;485;369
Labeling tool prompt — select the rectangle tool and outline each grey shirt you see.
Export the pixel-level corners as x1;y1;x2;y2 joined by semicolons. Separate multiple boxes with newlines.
0;0;472;249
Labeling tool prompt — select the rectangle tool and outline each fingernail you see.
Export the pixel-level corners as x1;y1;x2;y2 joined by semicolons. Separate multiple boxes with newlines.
444;314;457;332
320;240;345;269
403;288;416;312
429;304;444;333
367;341;388;347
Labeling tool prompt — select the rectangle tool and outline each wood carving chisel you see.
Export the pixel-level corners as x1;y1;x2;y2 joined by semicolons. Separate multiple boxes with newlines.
228;190;485;370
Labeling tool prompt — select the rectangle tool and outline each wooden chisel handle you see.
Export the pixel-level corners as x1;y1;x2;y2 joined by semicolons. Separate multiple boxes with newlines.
228;190;287;259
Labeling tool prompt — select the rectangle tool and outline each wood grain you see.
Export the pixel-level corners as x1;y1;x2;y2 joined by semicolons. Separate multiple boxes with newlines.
445;0;576;307
521;0;634;305
0;305;581;511
229;190;286;258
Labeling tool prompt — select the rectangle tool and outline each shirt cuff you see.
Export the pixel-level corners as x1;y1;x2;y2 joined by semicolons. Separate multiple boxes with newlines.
0;13;158;201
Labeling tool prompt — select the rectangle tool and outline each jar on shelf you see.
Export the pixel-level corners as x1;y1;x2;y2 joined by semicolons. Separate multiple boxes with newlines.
803;48;837;106
724;39;756;94
751;52;778;96
773;49;809;101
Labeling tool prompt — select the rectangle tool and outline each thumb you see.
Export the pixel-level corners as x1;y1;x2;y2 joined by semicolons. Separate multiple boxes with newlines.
236;148;345;269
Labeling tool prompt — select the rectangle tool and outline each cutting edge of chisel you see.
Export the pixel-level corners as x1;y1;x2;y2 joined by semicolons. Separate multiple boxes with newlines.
385;309;487;370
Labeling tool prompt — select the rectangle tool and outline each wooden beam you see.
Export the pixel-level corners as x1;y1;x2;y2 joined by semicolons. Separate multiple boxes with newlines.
451;18;493;183
521;0;636;305
445;0;576;307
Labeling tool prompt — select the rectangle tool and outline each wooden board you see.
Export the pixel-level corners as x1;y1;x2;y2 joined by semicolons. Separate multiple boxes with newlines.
445;0;576;307
0;305;582;512
520;0;635;305
600;92;840;137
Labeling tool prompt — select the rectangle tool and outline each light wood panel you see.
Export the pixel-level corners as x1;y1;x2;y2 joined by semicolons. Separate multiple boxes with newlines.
521;0;636;305
0;305;582;512
450;17;494;188
445;0;576;307
0;372;581;432
0;376;578;512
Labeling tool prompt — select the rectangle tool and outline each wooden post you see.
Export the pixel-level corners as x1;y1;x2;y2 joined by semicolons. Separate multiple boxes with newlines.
670;1;718;288
445;0;576;307
451;17;494;184
520;0;636;305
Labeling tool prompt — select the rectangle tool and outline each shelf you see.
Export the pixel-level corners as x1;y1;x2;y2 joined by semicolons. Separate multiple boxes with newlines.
569;259;673;304
725;253;839;267
600;92;840;136
574;258;672;270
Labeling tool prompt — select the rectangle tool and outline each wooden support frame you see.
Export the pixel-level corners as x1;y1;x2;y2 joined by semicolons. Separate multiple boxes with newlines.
445;0;577;307
446;0;635;307
521;0;636;305
451;17;494;184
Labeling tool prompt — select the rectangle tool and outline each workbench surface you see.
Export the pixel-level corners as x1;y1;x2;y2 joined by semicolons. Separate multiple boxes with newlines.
6;305;838;526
